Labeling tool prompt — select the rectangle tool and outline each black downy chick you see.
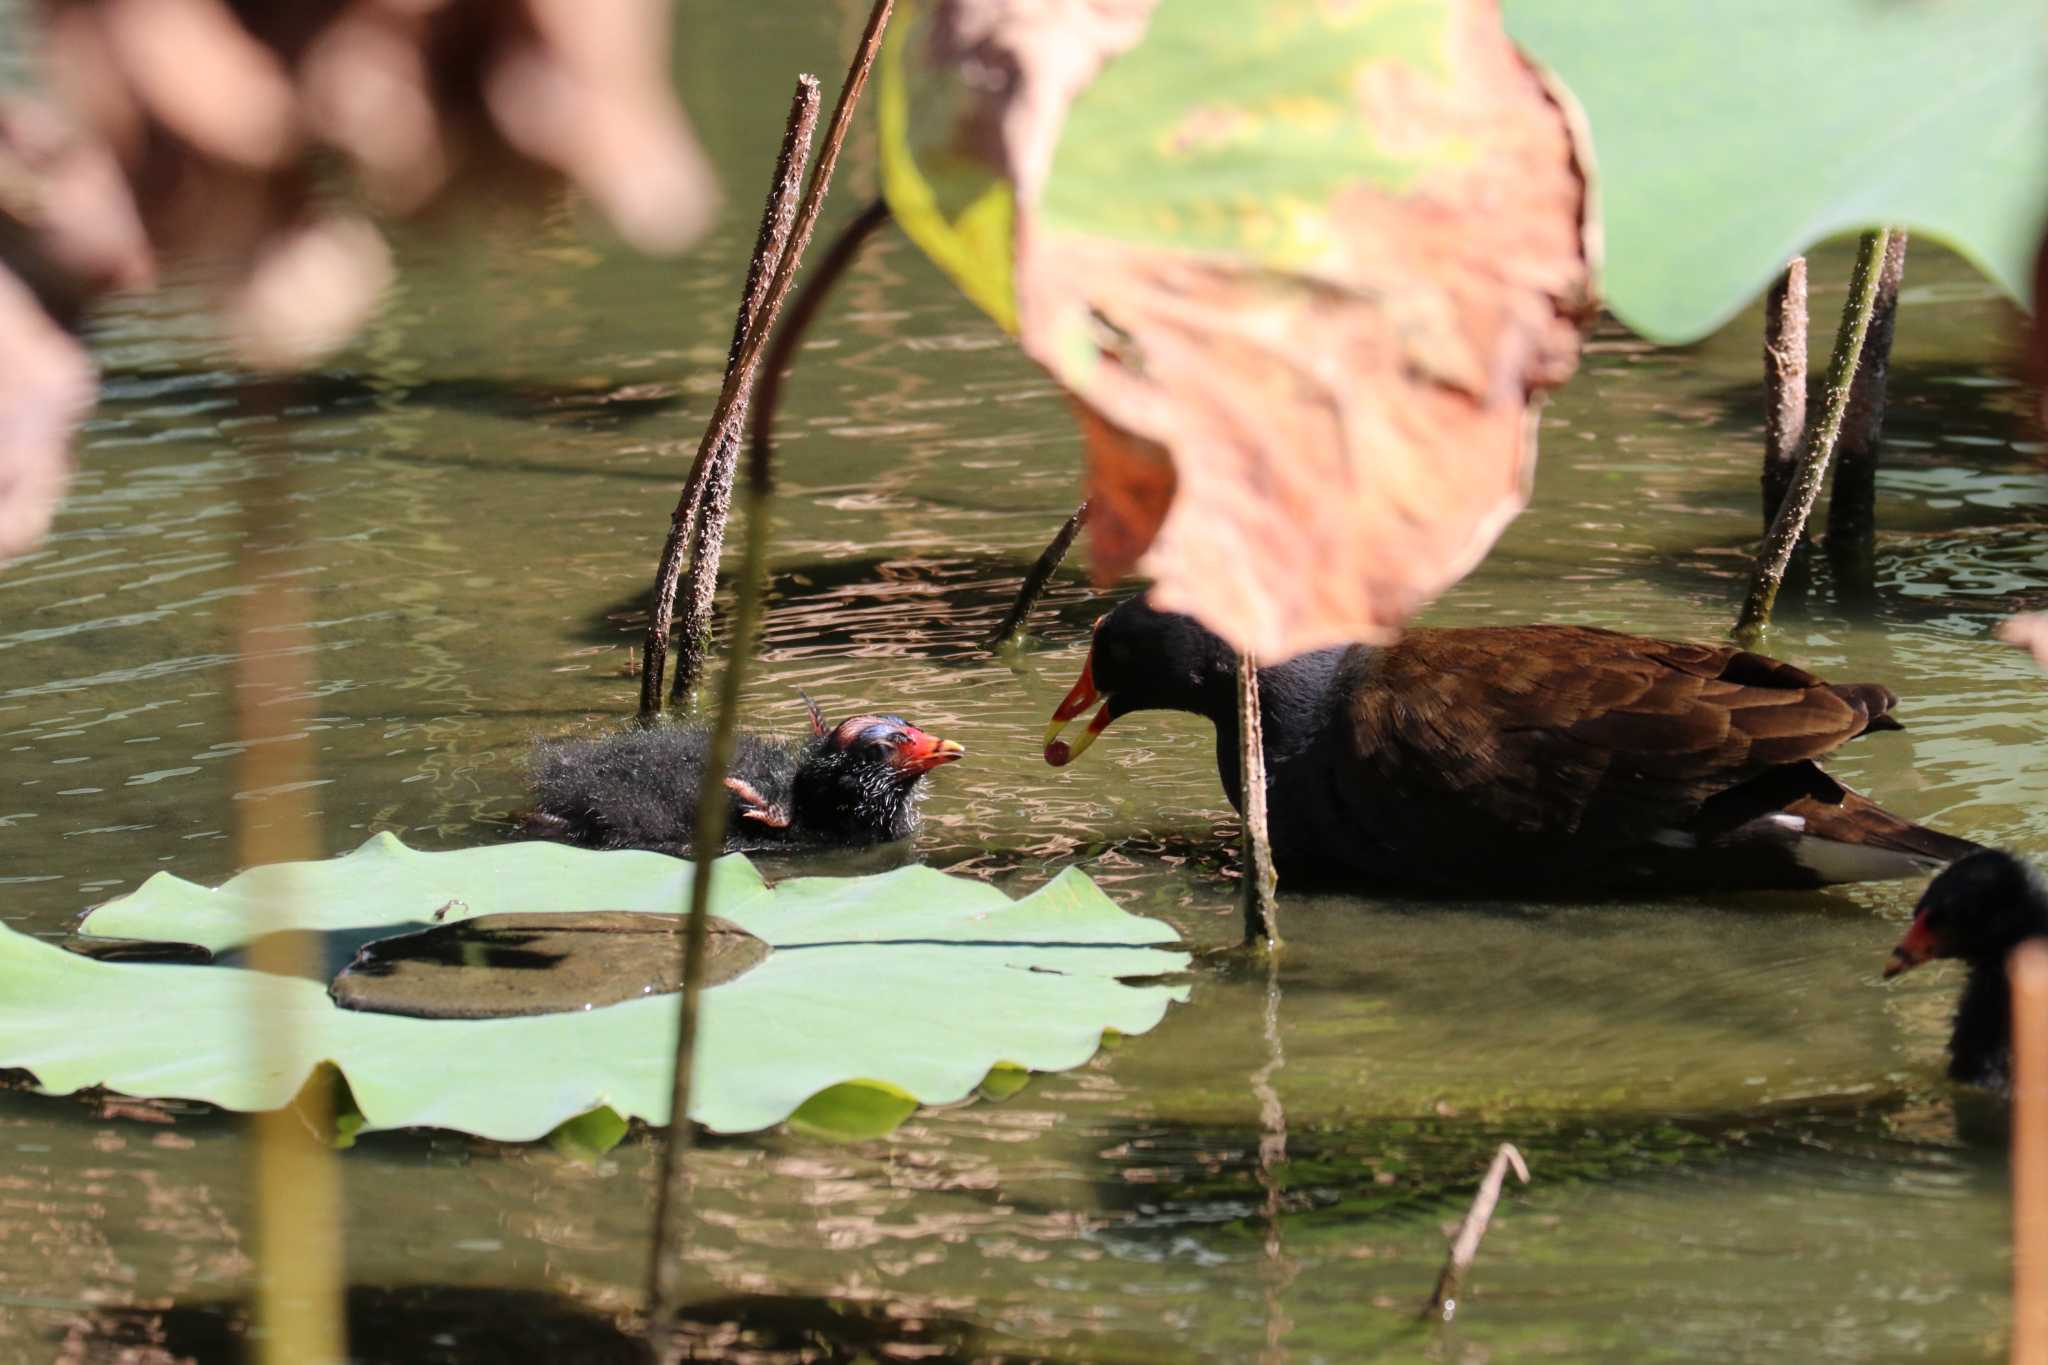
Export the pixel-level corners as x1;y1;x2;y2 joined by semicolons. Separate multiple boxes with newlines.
1884;848;2048;1091
522;695;964;856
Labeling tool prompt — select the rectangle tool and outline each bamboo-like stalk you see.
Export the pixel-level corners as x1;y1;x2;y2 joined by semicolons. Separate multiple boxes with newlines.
237;435;344;1365
2012;941;2048;1365
639;81;821;721
644;4;895;1355
986;500;1091;650
1238;653;1280;946
1423;1143;1530;1324
1734;228;1892;643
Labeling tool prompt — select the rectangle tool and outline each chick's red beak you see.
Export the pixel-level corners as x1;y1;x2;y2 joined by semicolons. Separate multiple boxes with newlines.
892;727;965;775
1045;653;1114;767
1884;915;1941;979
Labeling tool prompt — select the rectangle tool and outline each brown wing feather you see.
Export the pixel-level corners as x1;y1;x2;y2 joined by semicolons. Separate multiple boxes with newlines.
1343;625;1887;842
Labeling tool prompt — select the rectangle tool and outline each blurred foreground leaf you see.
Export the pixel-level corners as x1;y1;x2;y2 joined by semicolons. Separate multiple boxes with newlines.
1504;0;2048;342
0;834;1188;1143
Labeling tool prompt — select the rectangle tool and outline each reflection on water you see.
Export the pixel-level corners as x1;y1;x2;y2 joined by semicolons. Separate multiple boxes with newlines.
2;4;2046;1357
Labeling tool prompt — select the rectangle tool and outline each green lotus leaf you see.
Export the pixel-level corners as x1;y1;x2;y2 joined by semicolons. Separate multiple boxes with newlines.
1503;0;2048;342
0;834;1189;1142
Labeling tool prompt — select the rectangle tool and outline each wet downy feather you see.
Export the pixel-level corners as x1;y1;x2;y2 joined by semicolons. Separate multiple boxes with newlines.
522;706;962;856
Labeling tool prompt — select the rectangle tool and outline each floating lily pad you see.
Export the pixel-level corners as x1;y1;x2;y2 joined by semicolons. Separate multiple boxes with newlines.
0;834;1189;1142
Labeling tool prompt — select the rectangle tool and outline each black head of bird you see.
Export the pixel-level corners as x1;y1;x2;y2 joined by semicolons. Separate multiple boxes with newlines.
1043;599;1235;766
1885;848;2048;980
787;713;965;844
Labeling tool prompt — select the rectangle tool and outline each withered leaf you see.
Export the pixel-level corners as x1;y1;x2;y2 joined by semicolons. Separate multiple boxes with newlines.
884;0;1593;656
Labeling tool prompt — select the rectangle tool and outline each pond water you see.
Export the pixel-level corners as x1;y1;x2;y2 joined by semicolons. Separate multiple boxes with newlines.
3;4;2046;1360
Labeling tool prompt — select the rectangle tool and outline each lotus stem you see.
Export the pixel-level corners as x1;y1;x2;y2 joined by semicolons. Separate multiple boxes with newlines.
1735;228;1892;643
1827;230;1909;605
640;79;821;721
672;191;893;710
646;3;896;1354
1238;653;1280;946
987;500;1091;650
1760;257;1807;530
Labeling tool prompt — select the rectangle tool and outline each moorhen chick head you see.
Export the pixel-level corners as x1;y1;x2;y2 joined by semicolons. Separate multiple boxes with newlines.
1884;848;2048;980
1043;597;1235;766
791;713;964;843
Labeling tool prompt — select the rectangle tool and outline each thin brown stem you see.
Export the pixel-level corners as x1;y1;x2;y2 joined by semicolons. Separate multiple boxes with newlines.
1238;654;1280;946
645;4;895;1356
675;195;894;703
1837;230;1909;483
1422;1143;1530;1324
986;500;1091;650
1827;230;1908;605
639;79;821;721
1735;228;1892;643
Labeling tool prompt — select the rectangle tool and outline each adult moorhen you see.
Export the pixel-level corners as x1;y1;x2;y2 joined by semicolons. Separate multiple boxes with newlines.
1883;848;2048;1091
524;696;963;856
1042;597;1979;892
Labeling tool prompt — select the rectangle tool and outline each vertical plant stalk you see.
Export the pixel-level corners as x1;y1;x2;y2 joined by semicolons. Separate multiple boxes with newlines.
1734;228;1892;642
1238;654;1280;946
237;435;344;1365
2013;942;2048;1365
986;500;1091;650
1422;1143;1530;1324
639;81;822;721
1760;257;1808;529
1827;230;1909;600
645;4;895;1356
1252;948;1295;1362
677;194;895;703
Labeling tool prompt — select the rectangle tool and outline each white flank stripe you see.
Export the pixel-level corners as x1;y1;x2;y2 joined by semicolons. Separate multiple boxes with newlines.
1790;837;1941;884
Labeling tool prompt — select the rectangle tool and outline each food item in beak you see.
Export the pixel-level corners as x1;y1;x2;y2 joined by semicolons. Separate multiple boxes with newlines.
1045;703;1113;767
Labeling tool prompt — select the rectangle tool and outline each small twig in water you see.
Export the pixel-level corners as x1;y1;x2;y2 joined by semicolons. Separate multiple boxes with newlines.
645;4;895;1358
1238;652;1280;946
638;79;820;721
1422;1142;1530;1324
1735;228;1893;643
986;500;1091;650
